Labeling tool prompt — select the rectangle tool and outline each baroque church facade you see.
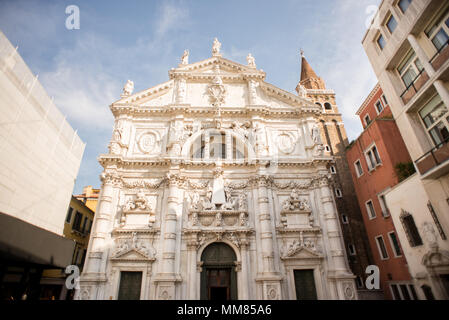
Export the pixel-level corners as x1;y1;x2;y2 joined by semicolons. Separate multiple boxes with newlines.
77;39;363;300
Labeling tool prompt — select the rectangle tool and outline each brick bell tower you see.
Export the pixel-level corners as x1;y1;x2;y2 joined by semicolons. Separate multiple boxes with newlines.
296;50;375;295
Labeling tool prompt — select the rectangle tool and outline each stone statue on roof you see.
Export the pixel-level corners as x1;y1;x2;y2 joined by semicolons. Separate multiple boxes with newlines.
212;38;221;56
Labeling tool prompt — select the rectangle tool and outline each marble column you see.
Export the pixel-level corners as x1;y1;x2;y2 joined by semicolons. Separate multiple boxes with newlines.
154;172;181;299
78;170;120;299
240;237;250;299
318;175;357;300
255;175;282;299
187;238;198;300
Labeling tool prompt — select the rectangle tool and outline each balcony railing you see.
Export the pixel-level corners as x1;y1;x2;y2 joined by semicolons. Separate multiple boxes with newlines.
415;136;449;176
400;69;429;105
429;39;449;71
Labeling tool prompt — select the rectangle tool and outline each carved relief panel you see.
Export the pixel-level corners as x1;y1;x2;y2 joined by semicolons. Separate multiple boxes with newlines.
119;190;158;228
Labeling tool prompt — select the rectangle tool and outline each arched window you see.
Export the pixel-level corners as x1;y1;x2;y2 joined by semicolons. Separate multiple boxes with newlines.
189;130;248;161
324;102;332;110
315;102;322;109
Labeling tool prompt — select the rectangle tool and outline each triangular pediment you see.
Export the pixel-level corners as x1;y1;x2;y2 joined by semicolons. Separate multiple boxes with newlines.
112;55;318;110
282;246;323;260
111;248;154;261
114;80;174;105
170;56;265;78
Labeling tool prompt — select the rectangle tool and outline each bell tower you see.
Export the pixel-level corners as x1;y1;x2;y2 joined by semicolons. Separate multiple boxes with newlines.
296;51;374;292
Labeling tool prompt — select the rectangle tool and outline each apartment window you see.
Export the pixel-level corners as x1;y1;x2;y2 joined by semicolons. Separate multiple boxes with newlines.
335;188;342;198
398;0;412;13
382;94;388;106
72;212;83;232
388;231;402;257
397;51;424;88
426;11;449;51
364;114;371;126
73;248;79;265
386;14;398;34
419;94;449;146
348;244;356;256
66;207;74;223
87;219;92;233
377;34;386;50
375;100;384;114
378;194;390;217
375;235;389;260
421;285;435;300
390;283;418;300
81;217;88;234
341;214;349;224
366;200;376;219
354;159;363;177
400;210;423;247
355;276;364;289
365;144;382;170
329;165;336;174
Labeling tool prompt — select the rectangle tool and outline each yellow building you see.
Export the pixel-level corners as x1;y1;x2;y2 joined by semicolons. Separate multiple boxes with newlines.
39;196;95;300
74;185;100;213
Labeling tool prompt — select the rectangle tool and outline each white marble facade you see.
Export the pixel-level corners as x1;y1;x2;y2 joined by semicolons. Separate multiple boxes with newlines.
77;40;357;300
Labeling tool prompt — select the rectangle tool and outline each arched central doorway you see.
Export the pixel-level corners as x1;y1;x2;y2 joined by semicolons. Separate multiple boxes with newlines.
200;242;238;300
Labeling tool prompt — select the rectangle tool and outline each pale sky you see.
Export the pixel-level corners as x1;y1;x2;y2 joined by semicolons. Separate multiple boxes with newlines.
0;0;381;194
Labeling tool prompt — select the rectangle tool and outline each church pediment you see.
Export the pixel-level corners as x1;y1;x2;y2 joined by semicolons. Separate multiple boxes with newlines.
111;248;155;262
281;246;323;260
114;80;174;105
112;249;154;261
169;56;265;79
111;45;319;111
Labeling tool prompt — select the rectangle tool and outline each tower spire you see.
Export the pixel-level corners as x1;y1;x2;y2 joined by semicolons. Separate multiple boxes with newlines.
296;50;326;92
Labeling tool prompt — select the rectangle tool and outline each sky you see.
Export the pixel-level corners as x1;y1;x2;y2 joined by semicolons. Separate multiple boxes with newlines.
0;0;381;194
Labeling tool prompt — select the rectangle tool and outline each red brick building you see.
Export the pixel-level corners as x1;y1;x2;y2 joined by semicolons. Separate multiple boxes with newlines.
346;83;415;300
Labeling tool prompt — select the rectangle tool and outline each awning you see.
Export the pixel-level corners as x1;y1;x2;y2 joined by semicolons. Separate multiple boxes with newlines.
0;212;75;268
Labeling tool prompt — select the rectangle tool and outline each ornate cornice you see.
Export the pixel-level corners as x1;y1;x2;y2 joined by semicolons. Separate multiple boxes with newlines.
109;103;321;119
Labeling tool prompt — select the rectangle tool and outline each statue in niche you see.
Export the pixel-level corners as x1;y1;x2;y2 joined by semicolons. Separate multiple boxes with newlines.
191;211;199;226
247;53;256;67
422;222;438;249
311;123;322;145
202;187;214;210
122;80;134;96
239;212;248;226
248;80;259;104
215;212;222;226
238;193;247;211
212;37;221;56
131;232;138;249
189;191;200;210
181;49;189;65
253;122;267;153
